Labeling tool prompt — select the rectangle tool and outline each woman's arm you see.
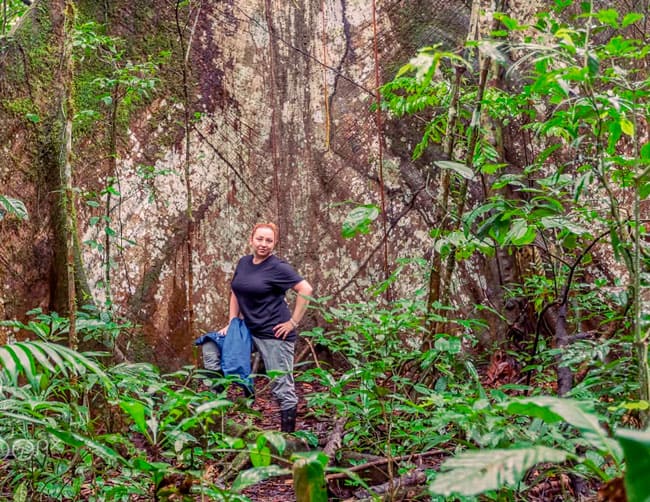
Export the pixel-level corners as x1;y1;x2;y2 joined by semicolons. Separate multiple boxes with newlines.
218;292;240;334
272;279;313;339
289;280;313;327
228;291;240;320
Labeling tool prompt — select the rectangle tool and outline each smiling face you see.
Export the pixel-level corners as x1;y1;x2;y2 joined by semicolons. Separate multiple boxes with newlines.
250;225;277;263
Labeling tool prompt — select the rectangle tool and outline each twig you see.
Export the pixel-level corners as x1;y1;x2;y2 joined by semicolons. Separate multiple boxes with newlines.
326;449;445;481
296;337;321;368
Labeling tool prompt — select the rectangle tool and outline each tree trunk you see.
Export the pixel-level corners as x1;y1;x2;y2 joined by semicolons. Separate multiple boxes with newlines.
38;0;92;328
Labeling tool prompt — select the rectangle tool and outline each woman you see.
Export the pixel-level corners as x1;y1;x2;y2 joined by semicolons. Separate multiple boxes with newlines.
218;223;313;432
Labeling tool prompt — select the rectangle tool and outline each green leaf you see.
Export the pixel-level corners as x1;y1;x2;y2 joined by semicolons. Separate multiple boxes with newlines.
195;399;232;414
620;118;634;137
596;9;619;28
262;431;287;456
293;453;329;502
586;54;599;76
621;12;643;28
341;205;380;238
641;142;650;160
231;465;291;492
507;397;622;459
47;428;125;465
250;446;271;467
119;399;149;437
435;160;476;180
540;216;589;235
616;429;650;502
429;447;569;496
12;481;28;502
507;219;536;245
0;195;28;221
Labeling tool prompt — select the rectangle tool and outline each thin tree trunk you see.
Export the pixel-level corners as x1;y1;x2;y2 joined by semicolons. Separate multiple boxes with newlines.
425;0;483;344
61;0;77;349
175;0;201;358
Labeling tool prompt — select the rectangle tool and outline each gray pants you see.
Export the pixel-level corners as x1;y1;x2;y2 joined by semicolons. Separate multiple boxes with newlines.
201;340;221;372
253;337;297;411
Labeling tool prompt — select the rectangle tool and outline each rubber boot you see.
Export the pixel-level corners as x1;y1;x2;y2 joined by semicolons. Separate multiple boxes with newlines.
203;369;225;393
236;381;255;400
242;384;255;400
280;406;297;433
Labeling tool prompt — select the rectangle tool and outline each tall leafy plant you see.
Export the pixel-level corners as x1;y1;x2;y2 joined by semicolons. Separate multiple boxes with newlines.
381;0;650;413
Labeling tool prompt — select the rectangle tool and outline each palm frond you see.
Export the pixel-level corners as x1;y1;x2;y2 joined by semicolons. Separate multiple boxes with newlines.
0;341;111;389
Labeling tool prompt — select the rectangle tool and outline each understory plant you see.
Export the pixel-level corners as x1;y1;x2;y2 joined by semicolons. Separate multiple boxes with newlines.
376;0;650;498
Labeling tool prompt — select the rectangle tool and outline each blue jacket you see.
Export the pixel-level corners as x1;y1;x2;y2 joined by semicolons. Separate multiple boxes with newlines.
195;318;253;390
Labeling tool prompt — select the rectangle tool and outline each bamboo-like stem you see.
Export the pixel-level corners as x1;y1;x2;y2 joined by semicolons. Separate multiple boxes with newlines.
175;0;201;363
61;0;77;349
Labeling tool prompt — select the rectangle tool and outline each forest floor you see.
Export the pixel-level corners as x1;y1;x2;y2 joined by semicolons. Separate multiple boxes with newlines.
235;378;446;502
221;352;610;502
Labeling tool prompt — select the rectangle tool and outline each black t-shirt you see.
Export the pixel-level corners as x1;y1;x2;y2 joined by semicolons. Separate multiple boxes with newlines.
231;254;303;341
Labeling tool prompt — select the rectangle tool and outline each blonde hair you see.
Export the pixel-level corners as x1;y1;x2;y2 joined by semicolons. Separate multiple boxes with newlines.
251;222;279;243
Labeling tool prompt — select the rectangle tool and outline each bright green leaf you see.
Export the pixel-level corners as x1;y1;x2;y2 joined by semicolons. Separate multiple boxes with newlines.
620;118;634;137
621;12;643;28
596;9;619;28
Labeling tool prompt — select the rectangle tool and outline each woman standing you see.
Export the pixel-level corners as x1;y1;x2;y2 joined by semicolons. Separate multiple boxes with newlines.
219;223;313;432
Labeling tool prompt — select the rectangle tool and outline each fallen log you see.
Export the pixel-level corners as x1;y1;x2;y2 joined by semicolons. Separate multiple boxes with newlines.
351;468;427;499
326;449;446;481
323;417;347;460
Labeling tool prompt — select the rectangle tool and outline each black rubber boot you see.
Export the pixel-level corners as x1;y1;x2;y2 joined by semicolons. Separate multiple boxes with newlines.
242;384;255;399
236;381;255;400
202;369;225;393
280;406;297;433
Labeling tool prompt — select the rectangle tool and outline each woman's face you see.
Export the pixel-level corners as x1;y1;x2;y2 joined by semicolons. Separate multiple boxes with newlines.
250;227;276;260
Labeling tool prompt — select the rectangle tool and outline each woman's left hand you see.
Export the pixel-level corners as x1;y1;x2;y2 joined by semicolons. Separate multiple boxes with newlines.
272;321;294;340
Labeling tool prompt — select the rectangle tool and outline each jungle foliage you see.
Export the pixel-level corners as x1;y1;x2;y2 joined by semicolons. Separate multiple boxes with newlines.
1;0;650;501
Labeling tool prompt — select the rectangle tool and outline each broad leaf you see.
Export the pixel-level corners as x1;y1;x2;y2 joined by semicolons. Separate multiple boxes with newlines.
293;453;329;502
429;447;569;496
616;429;650;502
341;205;379;238
435;160;476;180
119;399;149;437
231;465;290;492
507;397;622;460
507;219;536;245
47;428;125;465
0;195;28;221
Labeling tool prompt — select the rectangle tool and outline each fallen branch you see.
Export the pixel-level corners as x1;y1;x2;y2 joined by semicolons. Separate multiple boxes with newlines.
323;417;347;459
326;449;446;481
352;468;427;499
